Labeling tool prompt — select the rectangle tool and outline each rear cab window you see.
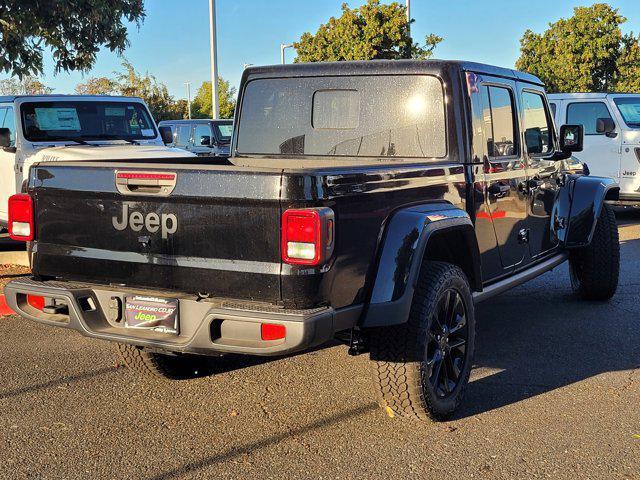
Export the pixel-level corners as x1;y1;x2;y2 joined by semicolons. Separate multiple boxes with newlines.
236;75;447;159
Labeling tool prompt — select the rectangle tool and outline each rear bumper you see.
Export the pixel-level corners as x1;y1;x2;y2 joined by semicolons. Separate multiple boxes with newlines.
4;278;359;357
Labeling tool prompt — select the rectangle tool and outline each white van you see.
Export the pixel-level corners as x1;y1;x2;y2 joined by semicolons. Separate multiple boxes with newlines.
0;95;194;229
548;93;640;205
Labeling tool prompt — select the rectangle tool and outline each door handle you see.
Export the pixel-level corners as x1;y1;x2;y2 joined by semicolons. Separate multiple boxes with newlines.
488;183;510;198
518;179;544;193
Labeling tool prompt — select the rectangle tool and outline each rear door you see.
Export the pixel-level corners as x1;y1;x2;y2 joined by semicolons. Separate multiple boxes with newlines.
565;99;621;180
478;78;530;271
31;163;283;302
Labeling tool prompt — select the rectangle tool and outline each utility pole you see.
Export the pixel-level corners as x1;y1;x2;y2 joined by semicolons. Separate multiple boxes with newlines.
280;43;294;65
406;0;412;59
184;82;191;119
208;0;220;119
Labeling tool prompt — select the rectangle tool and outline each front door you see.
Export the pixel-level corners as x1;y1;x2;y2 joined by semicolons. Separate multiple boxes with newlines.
565;100;621;180
479;80;530;271
190;123;214;156
519;88;561;258
0;105;17;222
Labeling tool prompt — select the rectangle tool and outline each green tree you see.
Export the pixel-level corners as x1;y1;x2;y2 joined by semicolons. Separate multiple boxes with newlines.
0;0;145;78
75;77;118;95
114;60;177;121
0;76;52;94
293;0;442;62
191;78;236;119
516;4;640;93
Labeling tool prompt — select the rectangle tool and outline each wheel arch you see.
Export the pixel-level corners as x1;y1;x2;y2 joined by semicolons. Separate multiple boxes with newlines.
361;204;482;328
556;175;619;248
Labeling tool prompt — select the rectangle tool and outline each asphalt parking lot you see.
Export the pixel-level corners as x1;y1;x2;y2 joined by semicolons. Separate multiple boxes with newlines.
0;212;638;480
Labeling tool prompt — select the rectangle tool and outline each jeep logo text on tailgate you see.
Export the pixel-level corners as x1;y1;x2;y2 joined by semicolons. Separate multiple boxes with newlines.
112;204;177;239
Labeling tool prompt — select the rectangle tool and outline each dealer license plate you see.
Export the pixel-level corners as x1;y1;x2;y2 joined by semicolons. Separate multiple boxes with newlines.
124;296;179;334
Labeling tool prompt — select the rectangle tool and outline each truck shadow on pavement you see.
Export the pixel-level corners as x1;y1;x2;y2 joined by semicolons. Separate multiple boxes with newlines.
457;231;640;420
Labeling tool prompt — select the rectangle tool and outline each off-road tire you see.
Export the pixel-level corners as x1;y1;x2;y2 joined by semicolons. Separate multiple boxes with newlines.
368;261;475;421
116;344;218;380
569;203;619;301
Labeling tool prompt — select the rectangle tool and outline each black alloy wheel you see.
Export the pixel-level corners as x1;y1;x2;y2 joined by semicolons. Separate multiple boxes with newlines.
424;288;468;399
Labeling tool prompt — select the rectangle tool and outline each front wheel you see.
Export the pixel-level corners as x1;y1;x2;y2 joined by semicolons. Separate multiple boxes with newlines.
368;261;475;421
569;202;620;301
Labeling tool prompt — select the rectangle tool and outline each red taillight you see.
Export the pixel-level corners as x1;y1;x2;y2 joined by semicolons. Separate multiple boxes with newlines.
261;323;286;341
281;208;335;266
27;295;45;310
8;194;34;241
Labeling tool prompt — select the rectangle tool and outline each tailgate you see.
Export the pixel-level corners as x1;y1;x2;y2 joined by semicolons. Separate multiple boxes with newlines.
30;163;283;302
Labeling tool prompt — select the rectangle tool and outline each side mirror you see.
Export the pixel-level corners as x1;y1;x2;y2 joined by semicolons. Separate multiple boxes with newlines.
199;135;211;146
559;124;584;153
159;126;173;145
596;117;616;137
0;127;11;148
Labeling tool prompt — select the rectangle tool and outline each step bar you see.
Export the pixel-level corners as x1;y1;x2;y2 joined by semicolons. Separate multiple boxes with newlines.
473;253;569;303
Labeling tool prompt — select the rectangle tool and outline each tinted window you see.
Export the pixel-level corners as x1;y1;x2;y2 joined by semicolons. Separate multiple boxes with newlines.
522;91;552;155
193;124;212;145
484;86;517;158
20;101;156;141
567;102;612;135
549;102;557;117
175;125;191;146
613;97;640;127
237;75;446;159
214;123;232;142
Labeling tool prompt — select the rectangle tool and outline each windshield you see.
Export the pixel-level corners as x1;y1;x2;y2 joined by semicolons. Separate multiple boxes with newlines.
20;101;157;142
614;97;640;128
236;75;446;158
214;122;232;143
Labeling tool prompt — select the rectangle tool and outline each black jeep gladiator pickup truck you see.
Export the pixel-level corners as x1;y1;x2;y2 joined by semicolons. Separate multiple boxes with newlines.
5;60;620;421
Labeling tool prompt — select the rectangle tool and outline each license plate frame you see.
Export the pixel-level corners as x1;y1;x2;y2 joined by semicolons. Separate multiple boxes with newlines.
124;295;179;335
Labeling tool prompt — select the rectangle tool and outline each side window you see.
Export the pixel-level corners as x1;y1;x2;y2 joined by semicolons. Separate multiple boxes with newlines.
483;85;518;158
193;124;212;145
522;91;553;155
549;102;557;118
175;125;192;147
0;107;15;146
567;102;612;135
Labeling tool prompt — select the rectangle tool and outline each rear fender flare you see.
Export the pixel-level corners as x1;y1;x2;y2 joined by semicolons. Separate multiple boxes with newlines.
555;175;619;248
361;205;481;328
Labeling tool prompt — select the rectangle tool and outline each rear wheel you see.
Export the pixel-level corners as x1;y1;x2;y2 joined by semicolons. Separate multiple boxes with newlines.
116;344;218;380
569;203;619;301
368;261;475;421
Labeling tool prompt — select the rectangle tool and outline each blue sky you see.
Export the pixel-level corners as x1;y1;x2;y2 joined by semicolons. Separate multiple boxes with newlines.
4;0;639;98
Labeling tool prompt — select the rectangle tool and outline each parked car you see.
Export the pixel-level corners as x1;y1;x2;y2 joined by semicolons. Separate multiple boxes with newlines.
0;95;195;231
158;119;233;158
548;93;640;205
5;60;620;422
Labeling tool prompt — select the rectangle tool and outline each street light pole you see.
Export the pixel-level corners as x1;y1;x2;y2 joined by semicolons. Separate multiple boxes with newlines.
184;82;191;119
280;43;294;65
406;0;411;35
208;0;220;119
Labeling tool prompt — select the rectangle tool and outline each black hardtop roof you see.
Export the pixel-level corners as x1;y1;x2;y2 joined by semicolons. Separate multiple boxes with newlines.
243;59;544;86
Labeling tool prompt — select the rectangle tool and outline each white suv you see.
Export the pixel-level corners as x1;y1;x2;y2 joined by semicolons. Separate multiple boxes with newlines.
0;95;195;229
548;93;640;205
